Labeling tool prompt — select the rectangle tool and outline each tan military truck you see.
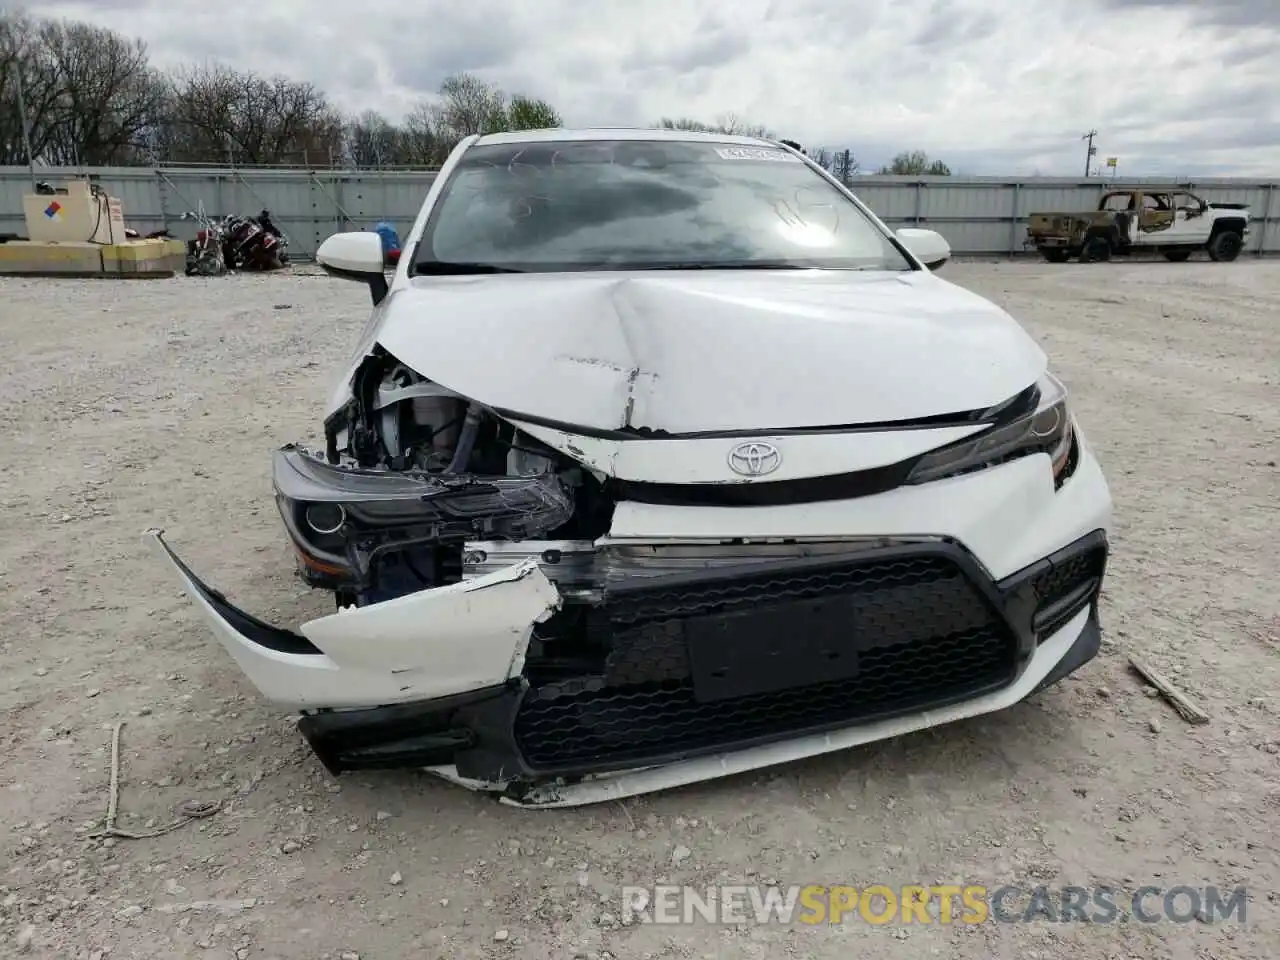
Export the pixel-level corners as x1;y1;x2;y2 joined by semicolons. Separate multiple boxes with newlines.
1025;188;1249;263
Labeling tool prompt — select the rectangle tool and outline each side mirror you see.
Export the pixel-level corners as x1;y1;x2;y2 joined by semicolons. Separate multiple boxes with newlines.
317;231;389;305
896;227;951;270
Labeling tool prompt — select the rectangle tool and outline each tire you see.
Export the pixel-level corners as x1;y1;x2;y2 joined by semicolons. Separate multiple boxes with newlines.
1040;247;1070;263
1079;236;1111;263
1164;250;1192;262
1206;230;1243;262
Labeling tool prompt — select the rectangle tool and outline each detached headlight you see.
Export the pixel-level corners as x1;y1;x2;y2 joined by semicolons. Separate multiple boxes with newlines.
905;373;1076;486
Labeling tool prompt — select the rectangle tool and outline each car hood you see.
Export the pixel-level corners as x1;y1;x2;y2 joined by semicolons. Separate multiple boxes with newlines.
328;270;1047;434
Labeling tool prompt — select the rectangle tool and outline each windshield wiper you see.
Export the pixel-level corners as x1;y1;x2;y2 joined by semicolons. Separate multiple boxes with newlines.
414;262;526;275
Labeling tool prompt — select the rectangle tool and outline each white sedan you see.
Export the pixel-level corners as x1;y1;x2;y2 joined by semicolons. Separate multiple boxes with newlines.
152;128;1113;807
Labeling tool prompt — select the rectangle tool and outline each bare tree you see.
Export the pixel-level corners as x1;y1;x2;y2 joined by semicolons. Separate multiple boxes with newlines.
38;19;167;165
436;72;507;139
161;64;341;164
400;101;447;165
831;148;858;184
0;12;63;164
0;13;570;169
656;114;776;139
809;148;834;171
343;109;402;167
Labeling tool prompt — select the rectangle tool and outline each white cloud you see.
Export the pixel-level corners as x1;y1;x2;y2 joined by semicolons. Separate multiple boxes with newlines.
35;0;1280;175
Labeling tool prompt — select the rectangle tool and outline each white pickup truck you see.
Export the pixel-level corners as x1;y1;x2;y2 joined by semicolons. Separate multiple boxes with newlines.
1026;188;1251;263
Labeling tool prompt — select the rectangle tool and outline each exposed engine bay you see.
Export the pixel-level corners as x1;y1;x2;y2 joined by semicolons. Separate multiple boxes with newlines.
277;346;619;607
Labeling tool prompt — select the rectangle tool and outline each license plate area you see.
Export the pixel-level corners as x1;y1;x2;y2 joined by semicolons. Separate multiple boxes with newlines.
685;594;861;703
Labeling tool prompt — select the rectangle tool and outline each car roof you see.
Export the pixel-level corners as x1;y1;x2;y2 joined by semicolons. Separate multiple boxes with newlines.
471;127;782;148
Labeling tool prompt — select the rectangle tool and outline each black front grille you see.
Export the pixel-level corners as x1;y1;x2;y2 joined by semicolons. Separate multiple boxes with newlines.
514;551;1019;772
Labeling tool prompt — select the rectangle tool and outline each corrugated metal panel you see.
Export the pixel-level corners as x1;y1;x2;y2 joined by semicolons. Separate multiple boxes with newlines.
2;166;1277;258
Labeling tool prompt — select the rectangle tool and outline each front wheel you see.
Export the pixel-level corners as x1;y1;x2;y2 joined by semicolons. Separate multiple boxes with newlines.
1164;249;1192;262
1040;247;1070;263
1206;230;1243;262
1079;236;1111;263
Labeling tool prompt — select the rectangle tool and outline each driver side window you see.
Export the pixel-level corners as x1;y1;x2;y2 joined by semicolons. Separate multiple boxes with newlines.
1171;192;1202;217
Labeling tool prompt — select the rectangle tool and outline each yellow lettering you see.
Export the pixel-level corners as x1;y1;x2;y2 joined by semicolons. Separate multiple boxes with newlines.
931;885;962;923
859;884;897;925
828;886;859;924
962;886;989;924
901;886;932;924
797;885;826;925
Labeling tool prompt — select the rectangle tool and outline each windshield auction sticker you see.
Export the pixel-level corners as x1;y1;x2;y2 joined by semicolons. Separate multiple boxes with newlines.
714;146;800;162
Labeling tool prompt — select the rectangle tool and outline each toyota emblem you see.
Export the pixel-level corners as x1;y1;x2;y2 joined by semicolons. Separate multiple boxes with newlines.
727;441;782;477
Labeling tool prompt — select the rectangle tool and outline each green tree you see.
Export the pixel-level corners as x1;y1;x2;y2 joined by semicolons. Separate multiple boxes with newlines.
878;150;951;175
505;94;562;130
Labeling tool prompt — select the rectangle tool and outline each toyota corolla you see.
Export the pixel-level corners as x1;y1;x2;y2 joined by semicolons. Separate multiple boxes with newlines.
151;129;1112;807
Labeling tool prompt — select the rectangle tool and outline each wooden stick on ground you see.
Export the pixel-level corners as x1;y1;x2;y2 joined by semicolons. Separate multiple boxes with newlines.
89;720;222;840
1128;655;1211;725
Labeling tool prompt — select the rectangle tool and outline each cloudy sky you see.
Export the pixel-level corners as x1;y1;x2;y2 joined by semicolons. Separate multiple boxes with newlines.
34;0;1280;175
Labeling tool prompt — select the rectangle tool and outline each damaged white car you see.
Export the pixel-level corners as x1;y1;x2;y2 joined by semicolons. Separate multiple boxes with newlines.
152;129;1112;808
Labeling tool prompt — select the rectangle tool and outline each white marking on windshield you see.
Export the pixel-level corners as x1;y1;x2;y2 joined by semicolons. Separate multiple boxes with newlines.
713;146;800;162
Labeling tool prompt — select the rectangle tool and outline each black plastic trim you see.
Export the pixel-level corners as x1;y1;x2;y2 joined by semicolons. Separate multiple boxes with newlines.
1029;604;1103;695
158;537;322;656
298;684;527;778
606;459;921;507
320;263;389;305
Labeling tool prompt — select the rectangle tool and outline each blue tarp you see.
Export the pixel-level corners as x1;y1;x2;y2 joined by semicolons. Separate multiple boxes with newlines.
373;221;401;256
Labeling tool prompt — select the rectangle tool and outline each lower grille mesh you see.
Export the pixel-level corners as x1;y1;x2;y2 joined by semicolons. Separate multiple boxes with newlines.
1031;545;1108;639
515;551;1018;771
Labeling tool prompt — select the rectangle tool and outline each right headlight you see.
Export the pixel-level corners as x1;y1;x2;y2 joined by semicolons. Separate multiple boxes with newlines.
904;373;1076;486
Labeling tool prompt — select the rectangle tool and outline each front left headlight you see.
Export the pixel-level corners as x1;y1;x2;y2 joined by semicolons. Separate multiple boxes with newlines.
905;373;1076;486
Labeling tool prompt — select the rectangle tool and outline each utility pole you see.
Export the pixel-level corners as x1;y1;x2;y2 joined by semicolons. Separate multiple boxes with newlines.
13;56;38;191
1082;130;1098;178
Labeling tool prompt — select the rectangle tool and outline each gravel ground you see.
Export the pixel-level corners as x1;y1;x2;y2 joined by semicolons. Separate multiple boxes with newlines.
1;258;1278;960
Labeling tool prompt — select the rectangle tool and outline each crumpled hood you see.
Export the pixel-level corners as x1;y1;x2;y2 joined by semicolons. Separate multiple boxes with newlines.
331;270;1047;434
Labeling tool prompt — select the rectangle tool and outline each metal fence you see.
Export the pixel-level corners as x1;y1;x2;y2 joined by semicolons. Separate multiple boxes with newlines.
3;165;1278;259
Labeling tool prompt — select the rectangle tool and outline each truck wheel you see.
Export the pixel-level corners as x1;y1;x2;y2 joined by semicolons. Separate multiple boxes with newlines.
1079;236;1110;263
1164;250;1192;262
1206;230;1243;262
1040;247;1070;263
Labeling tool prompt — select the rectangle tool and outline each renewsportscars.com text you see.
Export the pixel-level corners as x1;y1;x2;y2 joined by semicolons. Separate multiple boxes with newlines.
621;884;1248;926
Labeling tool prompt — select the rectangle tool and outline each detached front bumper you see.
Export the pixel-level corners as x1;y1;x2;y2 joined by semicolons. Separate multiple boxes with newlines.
149;522;1108;807
148;530;561;709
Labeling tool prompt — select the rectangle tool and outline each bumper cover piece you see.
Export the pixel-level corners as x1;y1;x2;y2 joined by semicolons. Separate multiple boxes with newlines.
147;528;561;709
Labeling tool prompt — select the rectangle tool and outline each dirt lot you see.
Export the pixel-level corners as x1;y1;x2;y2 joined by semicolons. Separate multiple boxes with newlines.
1;258;1277;960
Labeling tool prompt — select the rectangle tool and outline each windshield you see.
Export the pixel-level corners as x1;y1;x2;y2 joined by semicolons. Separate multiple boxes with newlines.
414;139;913;274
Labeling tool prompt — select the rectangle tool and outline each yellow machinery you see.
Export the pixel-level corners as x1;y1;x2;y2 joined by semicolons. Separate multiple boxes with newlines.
22;180;127;245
